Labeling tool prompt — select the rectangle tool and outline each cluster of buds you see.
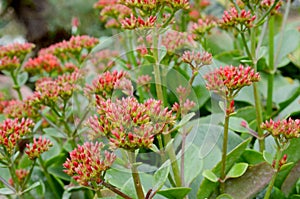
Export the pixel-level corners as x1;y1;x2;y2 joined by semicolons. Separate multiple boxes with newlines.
190;18;217;38
219;7;256;31
137;75;152;86
94;0;118;9
63;142;116;186
165;0;190;10
8;169;29;187
121;15;157;29
0;56;20;71
161;31;196;55
24;54;62;75
204;65;260;98
261;118;300;140
260;0;283;15
182;50;212;68
272;154;287;170
172;99;196;116
89;50;119;72
0;118;34;154
85;70;132;99
0;42;35;60
25;136;53;160
2;99;39;120
100;4;131;28
28;71;81;107
119;0;159;12
88;97;175;150
39;35;99;62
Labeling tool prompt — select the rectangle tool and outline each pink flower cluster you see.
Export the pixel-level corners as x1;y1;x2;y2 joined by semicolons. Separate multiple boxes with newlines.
94;0;118;9
182;50;212;67
0;42;35;59
24;54;62;75
121;15;157;29
85;70;132;99
2;99;39;120
119;0;160;11
88;97;175;150
260;0;282;15
165;0;190;10
0;118;34;154
161;31;196;54
190;18;216;38
261;118;300;139
39;35;99;62
0;56;20;71
9;169;29;187
204;65;260;97
220;7;256;30
25;136;53;160
28;71;81;107
63;142;116;186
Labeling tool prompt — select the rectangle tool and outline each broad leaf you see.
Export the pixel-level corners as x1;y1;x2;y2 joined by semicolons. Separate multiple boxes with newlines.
226;163;248;179
157;187;192;199
0;188;15;195
202;170;218;183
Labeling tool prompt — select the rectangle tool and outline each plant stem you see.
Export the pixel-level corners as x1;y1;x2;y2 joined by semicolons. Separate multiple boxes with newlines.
250;26;265;152
264;145;282;199
219;99;231;194
102;181;133;199
128;151;145;199
21;159;36;189
38;157;61;199
180;132;187;187
152;28;182;187
266;16;275;117
10;71;23;100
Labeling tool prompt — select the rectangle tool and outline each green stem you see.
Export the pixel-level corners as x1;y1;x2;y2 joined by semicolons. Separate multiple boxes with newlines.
128;151;145;199
240;32;253;61
255;0;280;26
21;159;36;189
38;157;61;199
10;71;23;100
102;181;133;199
250;26;265;152
264;145;282;199
219;99;231;194
266;16;275;117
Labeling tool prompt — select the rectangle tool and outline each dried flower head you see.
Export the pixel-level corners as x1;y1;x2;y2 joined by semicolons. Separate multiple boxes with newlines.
204;65;260;97
219;7;256;31
63;142;116;186
88;97;175;150
261;118;300;140
25;136;53;160
0;118;34;154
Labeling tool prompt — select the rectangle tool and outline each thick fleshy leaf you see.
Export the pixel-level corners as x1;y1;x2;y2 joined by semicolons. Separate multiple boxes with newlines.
263;150;274;165
226;163;248;179
202;170;218;182
22;182;41;194
0;188;15;195
153;163;170;191
224;162;274;198
197;138;251;199
157;187;192;199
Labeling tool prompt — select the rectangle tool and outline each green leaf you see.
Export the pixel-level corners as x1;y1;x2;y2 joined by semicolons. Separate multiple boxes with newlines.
17;72;28;86
216;194;233;199
152;164;169;193
144;55;155;63
241;149;264;165
0;188;15;195
226;163;248;179
158;46;167;63
172;112;195;131
157;187;192;199
43;127;66;138
22;181;41;194
202;170;218;182
197;138;251;199
228;117;249;133
48;165;71;181
263;150;274;165
224;162;274;198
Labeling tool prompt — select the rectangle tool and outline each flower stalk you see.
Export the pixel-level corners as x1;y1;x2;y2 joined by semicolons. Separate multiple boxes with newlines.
128;151;145;199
